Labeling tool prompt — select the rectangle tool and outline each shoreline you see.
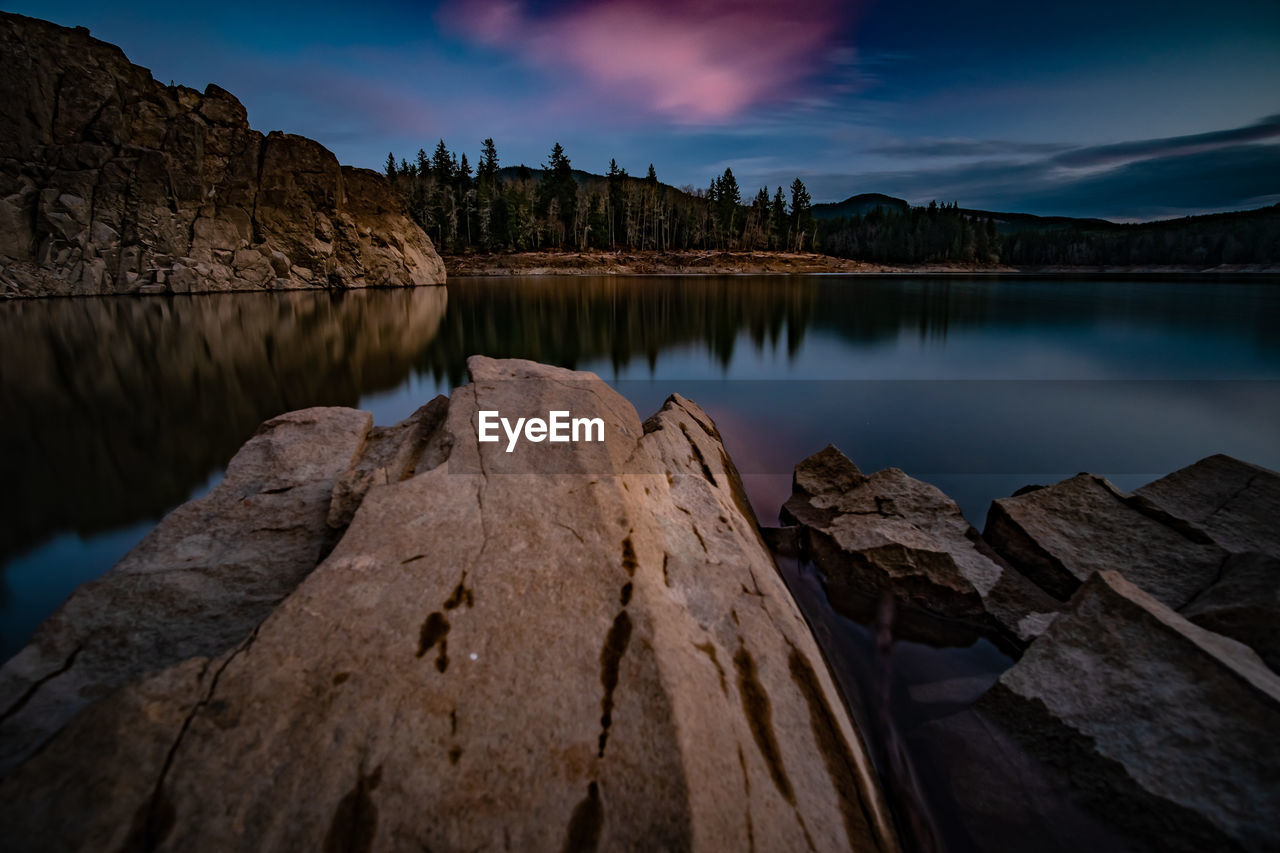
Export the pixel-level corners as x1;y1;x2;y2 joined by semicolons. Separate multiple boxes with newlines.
445;250;1280;277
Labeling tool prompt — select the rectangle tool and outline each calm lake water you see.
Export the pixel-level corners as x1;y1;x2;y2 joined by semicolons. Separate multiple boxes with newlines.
2;275;1279;660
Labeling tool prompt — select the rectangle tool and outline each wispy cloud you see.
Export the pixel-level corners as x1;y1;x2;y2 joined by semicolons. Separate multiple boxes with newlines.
866;138;1074;158
751;114;1280;219
1049;114;1280;168
443;0;849;122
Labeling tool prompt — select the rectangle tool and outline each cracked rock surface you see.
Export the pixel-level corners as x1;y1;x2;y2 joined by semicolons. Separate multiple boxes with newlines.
0;12;444;297
779;445;1061;648
0;357;899;853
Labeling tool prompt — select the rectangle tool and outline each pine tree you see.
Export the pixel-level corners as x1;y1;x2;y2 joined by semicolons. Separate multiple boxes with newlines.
770;187;788;250
540;143;577;248
790;178;813;251
384;152;397;180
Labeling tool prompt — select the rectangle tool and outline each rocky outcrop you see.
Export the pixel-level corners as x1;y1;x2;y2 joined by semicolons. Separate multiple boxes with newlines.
778;446;1061;648
0;12;444;297
0;358;898;852
983;473;1228;608
1134;453;1280;557
773;449;1280;851
979;571;1280;852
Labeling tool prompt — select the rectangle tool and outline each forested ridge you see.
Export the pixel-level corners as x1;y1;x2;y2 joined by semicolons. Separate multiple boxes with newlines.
384;140;1280;266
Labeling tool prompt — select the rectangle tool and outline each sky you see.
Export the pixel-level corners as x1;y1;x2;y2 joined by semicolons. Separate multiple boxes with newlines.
8;0;1280;219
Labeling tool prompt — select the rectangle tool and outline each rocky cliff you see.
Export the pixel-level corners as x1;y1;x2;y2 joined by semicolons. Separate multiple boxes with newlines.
0;358;899;852
0;13;445;297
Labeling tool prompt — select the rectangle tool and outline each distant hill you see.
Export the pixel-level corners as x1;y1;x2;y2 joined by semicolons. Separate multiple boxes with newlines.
812;193;910;219
953;207;1114;234
813;193;1114;234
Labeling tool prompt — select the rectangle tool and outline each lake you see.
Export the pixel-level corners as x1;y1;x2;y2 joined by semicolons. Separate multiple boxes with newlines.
2;275;1279;661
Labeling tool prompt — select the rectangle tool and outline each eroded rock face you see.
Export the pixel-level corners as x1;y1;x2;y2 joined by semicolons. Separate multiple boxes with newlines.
978;571;1280;852
780;446;1060;647
0;12;444;297
0;358;898;853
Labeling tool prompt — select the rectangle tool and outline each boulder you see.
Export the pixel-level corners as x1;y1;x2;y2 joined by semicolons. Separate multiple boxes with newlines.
0;358;898;853
1134;454;1280;558
979;570;1280;852
983;473;1227;608
780;446;1060;647
0;12;444;297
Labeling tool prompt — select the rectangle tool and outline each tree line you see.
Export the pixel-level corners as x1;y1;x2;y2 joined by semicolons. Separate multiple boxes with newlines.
385;140;1279;265
817;202;1002;264
384;140;817;254
998;206;1280;266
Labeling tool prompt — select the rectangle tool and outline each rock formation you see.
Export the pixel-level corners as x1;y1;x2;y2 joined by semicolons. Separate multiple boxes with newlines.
0;358;899;852
774;445;1280;851
978;570;1280;853
778;445;1061;648
0;12;445;297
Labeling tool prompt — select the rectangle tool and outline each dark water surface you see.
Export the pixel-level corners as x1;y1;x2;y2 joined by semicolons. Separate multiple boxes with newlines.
3;275;1279;661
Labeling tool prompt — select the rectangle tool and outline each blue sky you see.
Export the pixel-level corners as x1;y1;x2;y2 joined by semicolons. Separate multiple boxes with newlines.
8;0;1279;219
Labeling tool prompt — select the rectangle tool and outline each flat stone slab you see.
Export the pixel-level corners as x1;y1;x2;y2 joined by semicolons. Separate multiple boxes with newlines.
1135;454;1280;558
983;473;1227;608
979;570;1280;852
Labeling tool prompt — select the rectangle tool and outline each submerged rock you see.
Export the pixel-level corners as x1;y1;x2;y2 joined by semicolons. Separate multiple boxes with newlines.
978;570;1280;852
779;445;1060;648
0;12;444;297
0;358;898;853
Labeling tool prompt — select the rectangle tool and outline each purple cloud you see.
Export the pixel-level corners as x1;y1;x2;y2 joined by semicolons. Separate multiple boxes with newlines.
444;0;849;122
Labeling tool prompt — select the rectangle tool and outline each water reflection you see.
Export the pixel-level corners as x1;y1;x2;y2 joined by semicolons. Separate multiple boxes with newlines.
0;287;447;565
2;275;1279;659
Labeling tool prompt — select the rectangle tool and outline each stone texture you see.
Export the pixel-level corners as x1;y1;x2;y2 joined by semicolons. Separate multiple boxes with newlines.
1134;454;1280;558
781;445;1060;647
0;407;373;775
979;570;1280;852
983;473;1227;608
1181;551;1280;672
0;358;898;853
0;12;444;297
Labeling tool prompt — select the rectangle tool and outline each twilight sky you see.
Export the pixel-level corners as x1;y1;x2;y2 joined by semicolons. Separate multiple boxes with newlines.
10;0;1280;219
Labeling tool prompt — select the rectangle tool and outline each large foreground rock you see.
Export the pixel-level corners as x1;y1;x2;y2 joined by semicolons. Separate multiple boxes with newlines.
0;358;898;852
978;570;1280;852
0;12;445;297
779;446;1060;647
